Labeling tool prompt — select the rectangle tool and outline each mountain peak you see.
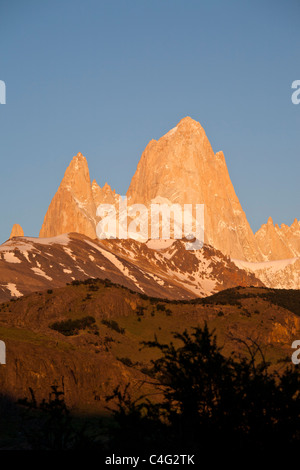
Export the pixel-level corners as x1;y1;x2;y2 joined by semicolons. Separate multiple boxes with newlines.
39;153;96;239
9;223;24;239
69;152;86;165
215;151;225;162
62;153;90;184
177;116;203;129
91;179;118;206
160;117;205;141
127;118;260;261
37;126;299;264
103;182;111;191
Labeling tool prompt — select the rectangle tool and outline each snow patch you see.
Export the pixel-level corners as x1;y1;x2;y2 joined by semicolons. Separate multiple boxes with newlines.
6;283;22;297
63;247;77;261
146;239;175;250
233;258;298;273
25;234;70;246
3;252;21;264
84;240;145;292
31;267;53;281
23;251;30;262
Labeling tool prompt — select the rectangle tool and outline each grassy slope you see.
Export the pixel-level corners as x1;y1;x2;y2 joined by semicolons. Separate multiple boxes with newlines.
0;279;299;449
0;279;299;412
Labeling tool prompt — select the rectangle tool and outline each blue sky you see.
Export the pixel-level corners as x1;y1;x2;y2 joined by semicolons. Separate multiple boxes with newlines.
0;0;299;243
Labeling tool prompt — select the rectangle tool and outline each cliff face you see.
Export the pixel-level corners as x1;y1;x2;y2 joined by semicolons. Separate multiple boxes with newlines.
127;117;260;261
39;153;97;239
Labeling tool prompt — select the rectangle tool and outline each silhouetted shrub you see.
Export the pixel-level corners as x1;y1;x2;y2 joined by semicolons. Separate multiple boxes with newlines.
18;386;98;450
107;324;300;453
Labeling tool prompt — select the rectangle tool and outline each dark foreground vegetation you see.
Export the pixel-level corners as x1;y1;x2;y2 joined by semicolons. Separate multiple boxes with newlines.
1;324;299;453
49;316;98;336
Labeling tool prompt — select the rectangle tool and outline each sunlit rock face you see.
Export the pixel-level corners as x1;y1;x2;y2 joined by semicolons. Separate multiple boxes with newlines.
38;119;300;271
127;117;260;261
9;224;24;239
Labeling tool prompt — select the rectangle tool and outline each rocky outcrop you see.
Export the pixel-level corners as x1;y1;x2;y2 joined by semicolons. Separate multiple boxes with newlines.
92;180;117;206
280;218;300;256
255;217;300;260
9;224;24;239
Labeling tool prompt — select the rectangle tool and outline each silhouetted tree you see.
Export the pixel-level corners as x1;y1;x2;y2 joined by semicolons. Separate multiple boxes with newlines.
18;386;98;450
107;324;300;453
